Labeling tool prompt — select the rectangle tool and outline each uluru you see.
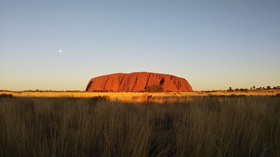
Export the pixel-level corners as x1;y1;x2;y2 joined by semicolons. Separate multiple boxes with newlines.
86;72;192;92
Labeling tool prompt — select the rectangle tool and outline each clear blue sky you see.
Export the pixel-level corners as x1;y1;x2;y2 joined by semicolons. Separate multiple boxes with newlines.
1;0;279;91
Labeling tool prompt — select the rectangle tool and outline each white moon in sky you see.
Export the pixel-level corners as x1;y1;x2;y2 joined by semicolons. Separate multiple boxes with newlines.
59;50;62;53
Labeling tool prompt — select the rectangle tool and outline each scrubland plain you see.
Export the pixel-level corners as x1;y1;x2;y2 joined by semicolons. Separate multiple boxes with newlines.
1;90;279;102
0;91;280;156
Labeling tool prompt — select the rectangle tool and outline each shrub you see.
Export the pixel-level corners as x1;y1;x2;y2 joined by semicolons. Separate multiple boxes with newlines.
0;94;13;99
145;85;164;92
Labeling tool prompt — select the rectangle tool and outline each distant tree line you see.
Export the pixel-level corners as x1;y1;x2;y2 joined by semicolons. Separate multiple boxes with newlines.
227;86;280;92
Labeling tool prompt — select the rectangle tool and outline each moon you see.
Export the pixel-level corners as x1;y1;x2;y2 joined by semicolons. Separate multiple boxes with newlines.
59;50;62;53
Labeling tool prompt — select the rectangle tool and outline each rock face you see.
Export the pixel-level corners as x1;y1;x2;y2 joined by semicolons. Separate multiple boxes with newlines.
86;72;192;92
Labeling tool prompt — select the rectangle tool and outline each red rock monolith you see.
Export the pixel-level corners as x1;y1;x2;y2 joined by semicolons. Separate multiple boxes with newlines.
86;72;192;92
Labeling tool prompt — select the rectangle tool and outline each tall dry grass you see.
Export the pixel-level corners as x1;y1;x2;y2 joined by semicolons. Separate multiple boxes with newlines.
0;96;279;157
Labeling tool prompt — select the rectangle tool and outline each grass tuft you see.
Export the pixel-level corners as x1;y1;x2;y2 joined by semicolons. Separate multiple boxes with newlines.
0;96;279;156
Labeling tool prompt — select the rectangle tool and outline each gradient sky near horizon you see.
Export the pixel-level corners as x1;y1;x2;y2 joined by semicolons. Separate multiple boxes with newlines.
1;0;280;91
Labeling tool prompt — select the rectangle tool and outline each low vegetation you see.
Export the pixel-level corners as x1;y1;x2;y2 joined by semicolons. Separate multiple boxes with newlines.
144;85;164;92
0;95;279;157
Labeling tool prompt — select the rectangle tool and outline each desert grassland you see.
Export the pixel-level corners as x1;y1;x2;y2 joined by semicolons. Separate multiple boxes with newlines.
0;93;280;157
1;90;279;103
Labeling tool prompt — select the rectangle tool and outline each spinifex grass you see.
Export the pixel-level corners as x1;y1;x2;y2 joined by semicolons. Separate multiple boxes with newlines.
0;96;279;157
